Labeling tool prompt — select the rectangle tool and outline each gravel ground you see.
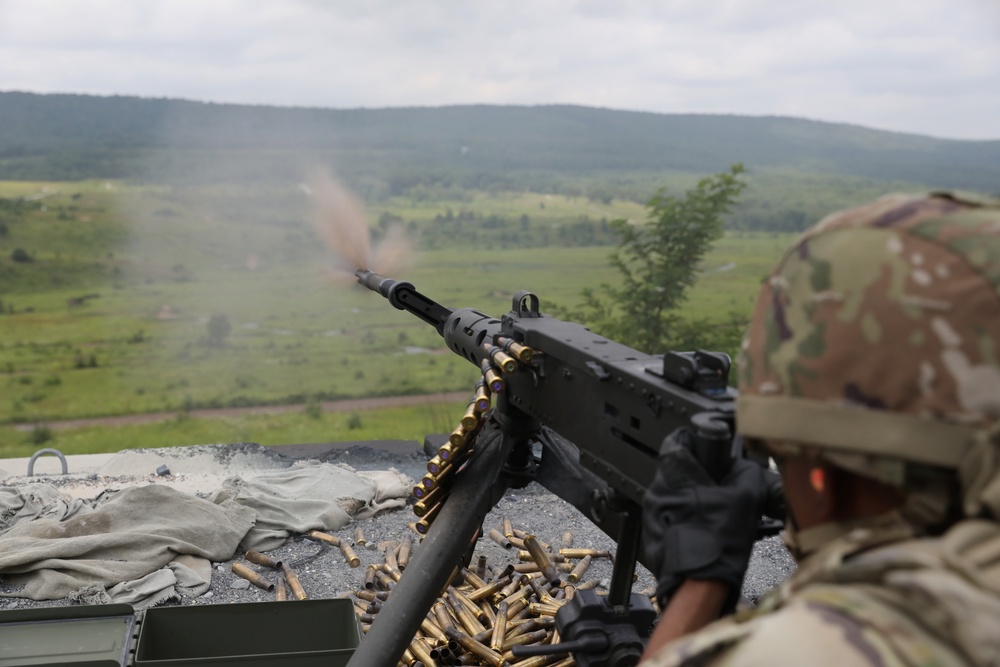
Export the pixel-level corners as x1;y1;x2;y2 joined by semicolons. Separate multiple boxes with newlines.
0;442;796;613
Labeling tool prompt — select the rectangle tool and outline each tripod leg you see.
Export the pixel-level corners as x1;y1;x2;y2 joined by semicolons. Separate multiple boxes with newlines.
346;425;513;667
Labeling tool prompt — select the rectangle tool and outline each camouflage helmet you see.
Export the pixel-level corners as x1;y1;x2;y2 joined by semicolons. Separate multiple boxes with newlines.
737;191;1000;516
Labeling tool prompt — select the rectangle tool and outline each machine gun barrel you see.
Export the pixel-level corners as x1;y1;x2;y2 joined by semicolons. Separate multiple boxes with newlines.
355;269;454;335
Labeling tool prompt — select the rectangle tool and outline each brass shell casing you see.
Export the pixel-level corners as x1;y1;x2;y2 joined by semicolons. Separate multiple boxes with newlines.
445;627;504;667
433;601;454;632
281;563;308;600
306;530;340;546
461;568;488;590
562;530;574;549
567;555;593;584
420;615;448;644
407;638;435;667
517;549;566;563
363;564;377;590
339;542;361;568
501;628;548;651
467;579;504;603
489;528;512;549
524;535;561;585
397;536;412;570
491;600;509;653
231;562;274;592
384;545;399;572
244;550;281;569
374;569;395;591
559;548;612;559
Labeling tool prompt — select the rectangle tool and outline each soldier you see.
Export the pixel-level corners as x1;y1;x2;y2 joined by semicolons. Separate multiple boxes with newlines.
641;191;1000;666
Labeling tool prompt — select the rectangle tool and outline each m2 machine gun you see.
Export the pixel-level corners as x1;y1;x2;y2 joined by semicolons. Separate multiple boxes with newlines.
347;270;773;667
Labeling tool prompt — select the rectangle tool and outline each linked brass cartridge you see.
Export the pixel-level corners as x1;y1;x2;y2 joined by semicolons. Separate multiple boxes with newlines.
460;397;480;430
473;377;491;413
426;455;446;475
448;425;467;448
480;359;504;393
482;343;517;373
496;336;533;363
415;499;444;534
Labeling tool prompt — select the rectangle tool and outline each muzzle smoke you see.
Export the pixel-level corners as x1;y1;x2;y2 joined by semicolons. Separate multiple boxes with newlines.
308;169;412;281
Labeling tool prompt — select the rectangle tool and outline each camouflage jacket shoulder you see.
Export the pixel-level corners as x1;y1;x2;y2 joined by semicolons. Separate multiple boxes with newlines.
642;518;1000;667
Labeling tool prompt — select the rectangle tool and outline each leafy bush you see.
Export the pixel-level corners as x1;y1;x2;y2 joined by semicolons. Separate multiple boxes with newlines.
304;400;323;420
27;425;53;445
206;314;231;348
10;248;33;263
73;354;98;369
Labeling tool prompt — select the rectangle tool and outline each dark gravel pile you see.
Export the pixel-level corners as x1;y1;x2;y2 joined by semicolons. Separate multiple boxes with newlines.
0;442;795;612
204;443;795;608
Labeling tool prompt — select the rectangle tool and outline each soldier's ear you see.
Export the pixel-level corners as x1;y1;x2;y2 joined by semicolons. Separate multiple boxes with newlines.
810;466;838;521
809;467;825;493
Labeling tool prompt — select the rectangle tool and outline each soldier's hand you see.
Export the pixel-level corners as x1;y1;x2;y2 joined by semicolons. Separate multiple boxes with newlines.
642;428;773;611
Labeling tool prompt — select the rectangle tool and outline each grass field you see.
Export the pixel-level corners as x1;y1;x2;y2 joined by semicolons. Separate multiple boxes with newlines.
0;180;794;457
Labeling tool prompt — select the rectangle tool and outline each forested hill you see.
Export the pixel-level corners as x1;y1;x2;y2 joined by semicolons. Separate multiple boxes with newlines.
1;91;998;194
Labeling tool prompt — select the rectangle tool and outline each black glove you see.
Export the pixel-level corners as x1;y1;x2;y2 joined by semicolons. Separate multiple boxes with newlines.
642;428;773;610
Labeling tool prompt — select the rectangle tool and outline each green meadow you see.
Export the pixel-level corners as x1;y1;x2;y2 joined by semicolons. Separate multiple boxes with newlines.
0;179;793;456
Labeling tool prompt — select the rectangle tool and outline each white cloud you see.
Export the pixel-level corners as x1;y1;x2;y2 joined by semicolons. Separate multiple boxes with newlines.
0;0;997;138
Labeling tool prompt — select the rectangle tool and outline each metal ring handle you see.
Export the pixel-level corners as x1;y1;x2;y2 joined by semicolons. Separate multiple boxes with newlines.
27;448;68;476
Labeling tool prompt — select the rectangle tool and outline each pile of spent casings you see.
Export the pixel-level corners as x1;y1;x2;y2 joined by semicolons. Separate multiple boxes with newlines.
349;517;654;667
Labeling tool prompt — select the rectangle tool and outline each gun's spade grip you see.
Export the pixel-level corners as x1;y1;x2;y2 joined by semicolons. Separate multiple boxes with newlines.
690;411;735;482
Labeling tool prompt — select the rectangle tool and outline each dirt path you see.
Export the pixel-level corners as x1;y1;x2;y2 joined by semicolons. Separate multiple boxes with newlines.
13;391;470;432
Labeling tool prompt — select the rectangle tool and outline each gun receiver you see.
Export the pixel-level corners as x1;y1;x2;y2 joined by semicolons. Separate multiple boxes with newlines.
349;270;771;667
355;269;737;502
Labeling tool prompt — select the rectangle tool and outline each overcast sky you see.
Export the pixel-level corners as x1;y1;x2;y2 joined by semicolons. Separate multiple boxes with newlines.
1;0;997;140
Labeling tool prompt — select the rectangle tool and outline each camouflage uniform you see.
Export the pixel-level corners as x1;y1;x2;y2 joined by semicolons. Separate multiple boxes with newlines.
643;192;1000;667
